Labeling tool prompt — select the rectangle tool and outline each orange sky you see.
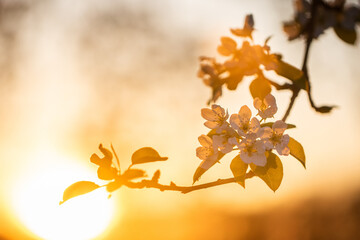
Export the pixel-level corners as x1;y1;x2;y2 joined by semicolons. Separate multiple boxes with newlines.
0;0;359;239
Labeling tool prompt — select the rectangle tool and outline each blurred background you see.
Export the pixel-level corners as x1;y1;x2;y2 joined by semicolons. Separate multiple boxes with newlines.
0;0;359;239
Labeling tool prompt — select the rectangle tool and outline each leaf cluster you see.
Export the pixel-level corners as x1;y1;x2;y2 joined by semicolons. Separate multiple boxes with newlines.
60;145;168;204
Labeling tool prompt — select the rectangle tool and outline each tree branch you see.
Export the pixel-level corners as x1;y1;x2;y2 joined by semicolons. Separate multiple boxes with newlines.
281;0;321;121
121;171;255;194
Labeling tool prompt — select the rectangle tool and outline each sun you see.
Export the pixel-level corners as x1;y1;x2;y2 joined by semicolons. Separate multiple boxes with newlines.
11;151;116;240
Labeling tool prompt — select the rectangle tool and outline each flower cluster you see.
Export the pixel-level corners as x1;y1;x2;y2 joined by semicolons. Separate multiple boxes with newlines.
196;94;290;172
198;14;305;104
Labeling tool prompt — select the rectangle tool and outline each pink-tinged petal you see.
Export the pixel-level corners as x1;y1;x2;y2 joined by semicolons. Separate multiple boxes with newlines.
275;144;290;156
221;143;233;154
252;153;267;166
228;137;239;146
253;97;263;110
240;152;253;164
239;105;252;123
281;134;290;145
250;117;260;133
263;106;277;118
212;104;225;118
196;147;211;160
204;121;219;129
264;94;276;108
282;146;290;156
261;127;273;139
246;133;257;143
230;114;241;129
254;140;266;154
263;139;274;150
212;135;224;148
198;134;213;147
273;120;287;135
201;108;217;121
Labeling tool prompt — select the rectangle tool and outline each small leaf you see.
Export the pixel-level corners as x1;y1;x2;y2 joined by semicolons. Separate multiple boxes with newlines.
288;137;306;168
315;105;337;114
218;37;237;55
193;153;225;184
230;155;248;188
90;144;113;167
151;170;161;182
131;147;168;165
60;181;100;205
106;179;122;193
97;166;118;180
274;60;306;89
260;122;296;129
225;74;244;90
250;152;283;192
122;169;146;180
249;76;271;100
333;26;356;45
283;21;301;40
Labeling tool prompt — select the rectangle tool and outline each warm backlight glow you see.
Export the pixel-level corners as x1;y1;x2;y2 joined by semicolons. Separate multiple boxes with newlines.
11;151;116;240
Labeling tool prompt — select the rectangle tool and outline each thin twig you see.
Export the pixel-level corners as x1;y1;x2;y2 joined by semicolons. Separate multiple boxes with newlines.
121;171;255;194
281;0;320;121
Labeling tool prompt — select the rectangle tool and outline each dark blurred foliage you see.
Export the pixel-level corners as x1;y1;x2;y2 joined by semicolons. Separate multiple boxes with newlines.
0;0;29;86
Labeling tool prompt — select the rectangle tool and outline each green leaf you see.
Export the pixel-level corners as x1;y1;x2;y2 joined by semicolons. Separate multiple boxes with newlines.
230;155;248;188
288;137;306;168
60;181;100;205
249;76;271;100
193;153;225;184
260;122;296;129
122;169;146;180
333;26;356;45
250;152;283;192
131;147;168;165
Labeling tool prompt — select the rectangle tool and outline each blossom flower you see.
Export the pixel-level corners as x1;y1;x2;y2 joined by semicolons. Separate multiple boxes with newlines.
212;135;233;154
230;105;261;137
201;104;229;133
253;94;278;119
196;134;218;161
262;120;290;156
238;133;267;166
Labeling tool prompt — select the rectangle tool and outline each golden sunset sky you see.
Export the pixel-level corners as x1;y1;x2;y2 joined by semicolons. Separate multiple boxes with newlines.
0;0;359;239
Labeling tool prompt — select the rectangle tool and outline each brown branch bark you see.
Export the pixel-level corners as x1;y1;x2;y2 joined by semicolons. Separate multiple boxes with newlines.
121;171;255;194
281;0;321;121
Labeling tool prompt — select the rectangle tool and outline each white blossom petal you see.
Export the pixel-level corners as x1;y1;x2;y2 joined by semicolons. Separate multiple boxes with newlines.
204;121;220;129
240;152;253;164
253;97;262;110
273;120;287;135
264;94;276;108
250;117;261;133
201;108;218;121
230;114;241;130
212;105;225;118
198;134;213;148
238;105;252;123
252;153;267;167
196;147;211;160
